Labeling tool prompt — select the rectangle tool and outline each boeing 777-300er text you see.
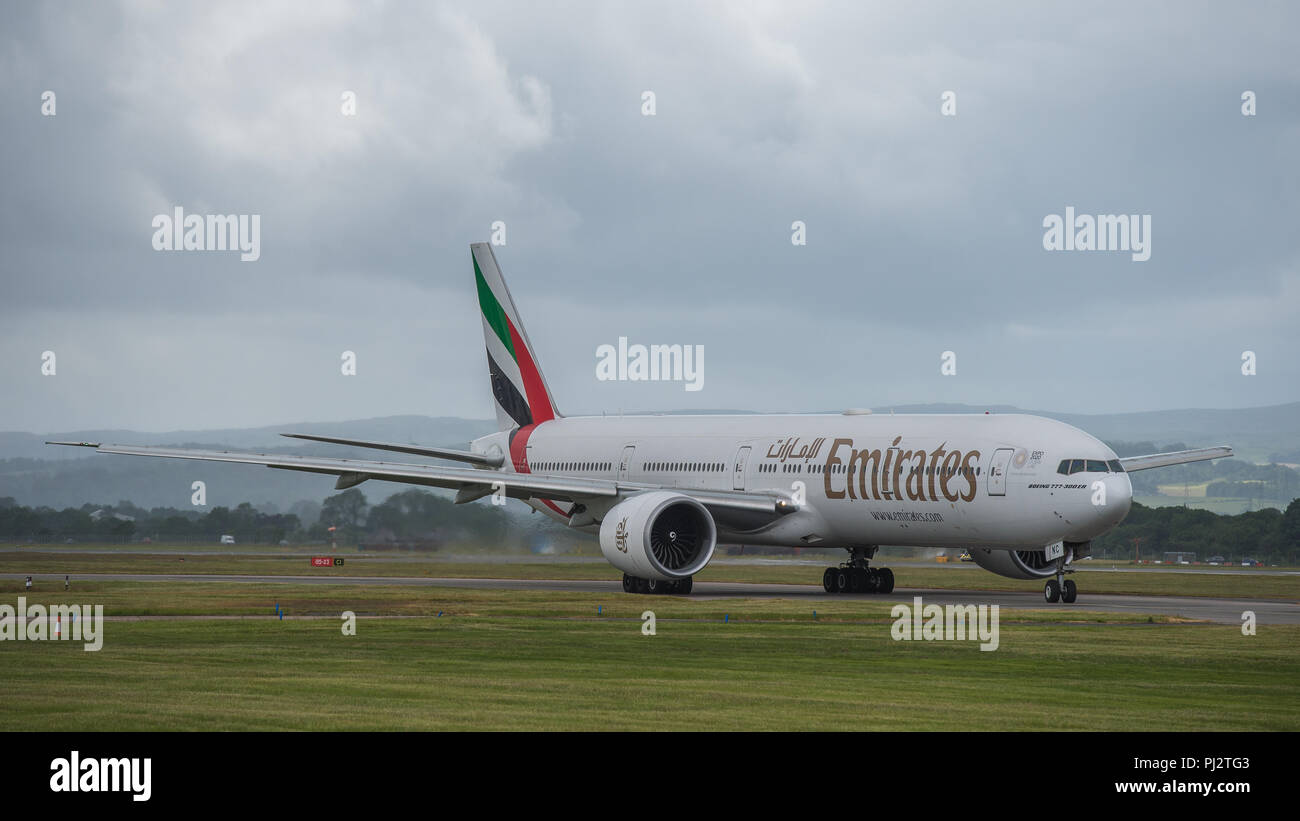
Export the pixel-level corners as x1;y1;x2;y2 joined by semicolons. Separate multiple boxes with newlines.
51;243;1232;602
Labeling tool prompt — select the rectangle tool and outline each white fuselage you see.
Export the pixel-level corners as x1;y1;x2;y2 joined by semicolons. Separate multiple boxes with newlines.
473;412;1133;552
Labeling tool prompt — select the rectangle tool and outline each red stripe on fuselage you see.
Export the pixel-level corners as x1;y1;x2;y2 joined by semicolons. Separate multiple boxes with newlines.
507;423;571;518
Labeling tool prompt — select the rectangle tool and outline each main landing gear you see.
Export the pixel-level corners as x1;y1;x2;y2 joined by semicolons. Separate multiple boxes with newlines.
622;573;693;595
822;546;894;595
1042;555;1077;603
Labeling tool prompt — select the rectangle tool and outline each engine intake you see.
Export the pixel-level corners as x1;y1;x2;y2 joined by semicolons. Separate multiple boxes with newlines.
968;544;1085;580
599;491;717;580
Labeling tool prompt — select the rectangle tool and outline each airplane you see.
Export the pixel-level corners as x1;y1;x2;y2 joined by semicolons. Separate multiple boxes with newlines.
50;242;1233;603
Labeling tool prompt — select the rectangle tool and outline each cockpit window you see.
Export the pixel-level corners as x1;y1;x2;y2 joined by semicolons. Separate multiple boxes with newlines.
1058;457;1125;475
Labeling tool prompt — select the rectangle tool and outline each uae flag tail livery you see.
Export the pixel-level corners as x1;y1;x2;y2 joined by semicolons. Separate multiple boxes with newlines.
473;242;560;433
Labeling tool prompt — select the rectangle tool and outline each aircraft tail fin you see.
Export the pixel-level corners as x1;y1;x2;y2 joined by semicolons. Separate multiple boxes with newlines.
471;242;561;432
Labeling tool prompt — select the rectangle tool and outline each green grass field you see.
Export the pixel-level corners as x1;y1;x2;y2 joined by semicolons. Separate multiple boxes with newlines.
1;583;1296;731
3;548;1297;731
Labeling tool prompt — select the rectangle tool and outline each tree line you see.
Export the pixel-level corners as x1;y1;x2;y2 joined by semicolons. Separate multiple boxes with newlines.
3;491;1298;564
0;488;517;547
1092;500;1300;564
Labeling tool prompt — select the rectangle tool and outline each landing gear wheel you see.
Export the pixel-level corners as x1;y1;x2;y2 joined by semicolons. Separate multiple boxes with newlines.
677;577;693;595
822;567;835;593
1044;579;1061;603
646;578;660;595
622;573;634;593
1061;579;1077;603
877;567;895;594
834;568;850;593
635;577;650;594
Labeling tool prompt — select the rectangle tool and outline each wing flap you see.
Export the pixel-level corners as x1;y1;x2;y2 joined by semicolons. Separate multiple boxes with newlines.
280;433;502;466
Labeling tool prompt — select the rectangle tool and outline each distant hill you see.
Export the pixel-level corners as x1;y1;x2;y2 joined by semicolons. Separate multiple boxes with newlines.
0;415;494;461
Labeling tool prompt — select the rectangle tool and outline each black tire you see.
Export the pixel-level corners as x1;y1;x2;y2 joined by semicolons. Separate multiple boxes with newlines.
1061;579;1077;603
848;568;862;593
678;577;693;595
635;577;649;594
1044;579;1061;603
834;568;850;593
646;578;660;595
822;567;835;593
877;567;895;594
622;573;634;593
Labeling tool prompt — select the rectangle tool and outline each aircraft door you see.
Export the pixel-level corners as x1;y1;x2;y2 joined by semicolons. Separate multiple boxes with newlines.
988;448;1014;496
733;446;752;490
618;445;636;482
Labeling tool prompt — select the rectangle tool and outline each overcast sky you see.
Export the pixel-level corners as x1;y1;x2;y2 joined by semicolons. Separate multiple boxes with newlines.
2;1;1297;434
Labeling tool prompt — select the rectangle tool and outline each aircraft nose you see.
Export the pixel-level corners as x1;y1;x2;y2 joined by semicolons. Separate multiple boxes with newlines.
1096;472;1132;525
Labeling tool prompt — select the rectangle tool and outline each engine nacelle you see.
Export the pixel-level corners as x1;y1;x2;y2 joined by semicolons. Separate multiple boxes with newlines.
599;491;717;581
968;544;1086;580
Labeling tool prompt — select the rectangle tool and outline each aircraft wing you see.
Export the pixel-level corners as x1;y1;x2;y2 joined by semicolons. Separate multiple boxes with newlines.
1118;446;1233;472
44;442;795;515
279;433;503;466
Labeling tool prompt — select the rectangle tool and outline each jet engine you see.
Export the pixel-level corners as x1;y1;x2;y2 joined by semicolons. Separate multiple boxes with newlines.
967;544;1087;580
599;491;717;581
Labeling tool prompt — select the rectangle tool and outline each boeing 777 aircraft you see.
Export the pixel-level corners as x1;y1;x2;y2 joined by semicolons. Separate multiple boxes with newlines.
51;243;1232;602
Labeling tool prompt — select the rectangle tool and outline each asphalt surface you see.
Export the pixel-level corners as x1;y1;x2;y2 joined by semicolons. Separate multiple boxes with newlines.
3;572;1295;624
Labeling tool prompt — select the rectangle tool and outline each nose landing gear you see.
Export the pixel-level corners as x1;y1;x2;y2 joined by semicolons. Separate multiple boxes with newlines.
821;546;894;594
1043;556;1077;603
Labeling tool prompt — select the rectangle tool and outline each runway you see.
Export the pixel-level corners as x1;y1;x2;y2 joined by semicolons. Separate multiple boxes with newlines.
4;572;1296;624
